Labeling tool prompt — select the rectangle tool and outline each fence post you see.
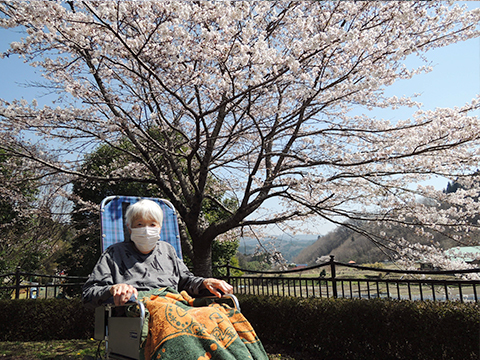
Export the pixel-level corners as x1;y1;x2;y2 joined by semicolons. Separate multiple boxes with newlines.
15;266;21;300
330;255;338;298
226;261;231;283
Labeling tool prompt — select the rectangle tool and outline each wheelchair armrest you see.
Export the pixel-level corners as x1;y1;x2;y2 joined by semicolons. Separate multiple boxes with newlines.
222;293;241;312
106;298;146;318
200;293;241;312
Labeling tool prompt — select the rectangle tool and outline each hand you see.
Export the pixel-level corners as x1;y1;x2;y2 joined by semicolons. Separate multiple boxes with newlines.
109;283;138;306
202;278;233;298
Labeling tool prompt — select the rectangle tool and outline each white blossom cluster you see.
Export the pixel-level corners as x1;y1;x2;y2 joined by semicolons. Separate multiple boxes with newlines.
395;239;479;280
0;1;480;269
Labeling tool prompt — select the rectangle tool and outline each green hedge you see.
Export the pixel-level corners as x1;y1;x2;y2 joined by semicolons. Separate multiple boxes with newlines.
1;296;479;360
239;295;480;360
0;298;94;342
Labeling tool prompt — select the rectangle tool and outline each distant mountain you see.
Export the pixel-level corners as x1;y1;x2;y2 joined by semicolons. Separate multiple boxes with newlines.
239;235;318;263
293;230;387;265
293;220;461;265
294;182;480;265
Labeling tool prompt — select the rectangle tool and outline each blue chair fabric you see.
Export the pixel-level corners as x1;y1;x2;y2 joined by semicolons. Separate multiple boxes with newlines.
100;195;182;259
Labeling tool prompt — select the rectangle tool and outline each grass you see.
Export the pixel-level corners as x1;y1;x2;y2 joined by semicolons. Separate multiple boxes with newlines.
0;339;101;359
0;340;300;360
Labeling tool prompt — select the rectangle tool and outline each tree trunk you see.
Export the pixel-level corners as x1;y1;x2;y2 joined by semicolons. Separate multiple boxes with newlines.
192;239;213;277
177;217;194;261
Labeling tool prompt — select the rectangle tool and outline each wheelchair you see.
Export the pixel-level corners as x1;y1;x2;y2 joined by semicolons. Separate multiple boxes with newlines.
93;196;239;360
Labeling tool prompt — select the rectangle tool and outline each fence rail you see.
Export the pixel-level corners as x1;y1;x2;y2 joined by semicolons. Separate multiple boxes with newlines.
218;256;480;303
0;267;88;299
3;256;480;302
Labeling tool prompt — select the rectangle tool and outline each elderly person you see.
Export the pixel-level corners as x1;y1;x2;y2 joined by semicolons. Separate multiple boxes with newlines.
82;199;233;309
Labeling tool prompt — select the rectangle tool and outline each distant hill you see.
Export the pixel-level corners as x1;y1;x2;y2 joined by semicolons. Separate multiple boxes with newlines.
239;235;317;263
293;220;461;265
293;230;387;265
294;182;480;265
238;213;477;266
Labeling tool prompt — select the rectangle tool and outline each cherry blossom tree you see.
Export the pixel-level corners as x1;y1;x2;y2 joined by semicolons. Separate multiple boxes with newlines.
1;1;480;276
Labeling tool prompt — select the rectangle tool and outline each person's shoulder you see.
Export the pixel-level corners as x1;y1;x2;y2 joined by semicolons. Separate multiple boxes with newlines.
106;241;131;250
156;241;175;250
155;241;180;255
104;242;134;256
155;241;185;262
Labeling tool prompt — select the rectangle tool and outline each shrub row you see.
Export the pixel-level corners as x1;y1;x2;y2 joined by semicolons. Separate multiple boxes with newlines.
0;298;94;342
238;295;480;360
1;296;478;360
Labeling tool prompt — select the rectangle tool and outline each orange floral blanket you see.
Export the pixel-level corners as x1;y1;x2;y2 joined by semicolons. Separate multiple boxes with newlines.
139;288;268;360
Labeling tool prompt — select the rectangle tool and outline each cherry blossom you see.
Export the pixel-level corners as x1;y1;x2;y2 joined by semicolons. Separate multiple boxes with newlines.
0;1;479;275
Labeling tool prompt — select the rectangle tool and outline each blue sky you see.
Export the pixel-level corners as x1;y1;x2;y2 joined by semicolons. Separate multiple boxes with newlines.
0;2;479;235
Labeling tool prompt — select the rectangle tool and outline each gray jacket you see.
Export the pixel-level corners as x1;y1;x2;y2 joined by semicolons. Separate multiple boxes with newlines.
82;241;205;309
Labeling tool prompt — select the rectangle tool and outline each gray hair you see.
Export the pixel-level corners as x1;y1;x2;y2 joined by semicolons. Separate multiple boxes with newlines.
125;199;164;228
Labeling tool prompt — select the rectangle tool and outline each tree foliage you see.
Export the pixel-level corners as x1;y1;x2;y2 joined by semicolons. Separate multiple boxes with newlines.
1;2;480;274
0;149;70;298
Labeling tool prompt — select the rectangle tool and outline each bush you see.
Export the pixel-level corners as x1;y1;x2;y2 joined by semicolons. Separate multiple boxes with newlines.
0;298;94;341
239;295;480;360
1;295;478;360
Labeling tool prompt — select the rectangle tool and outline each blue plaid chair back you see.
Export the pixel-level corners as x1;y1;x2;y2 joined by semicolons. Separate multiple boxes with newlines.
100;196;182;259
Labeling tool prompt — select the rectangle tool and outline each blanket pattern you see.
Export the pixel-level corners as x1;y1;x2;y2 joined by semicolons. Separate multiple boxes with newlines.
141;288;268;360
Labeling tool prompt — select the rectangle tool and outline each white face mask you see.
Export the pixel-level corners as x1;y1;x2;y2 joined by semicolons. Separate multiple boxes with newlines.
130;226;160;253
